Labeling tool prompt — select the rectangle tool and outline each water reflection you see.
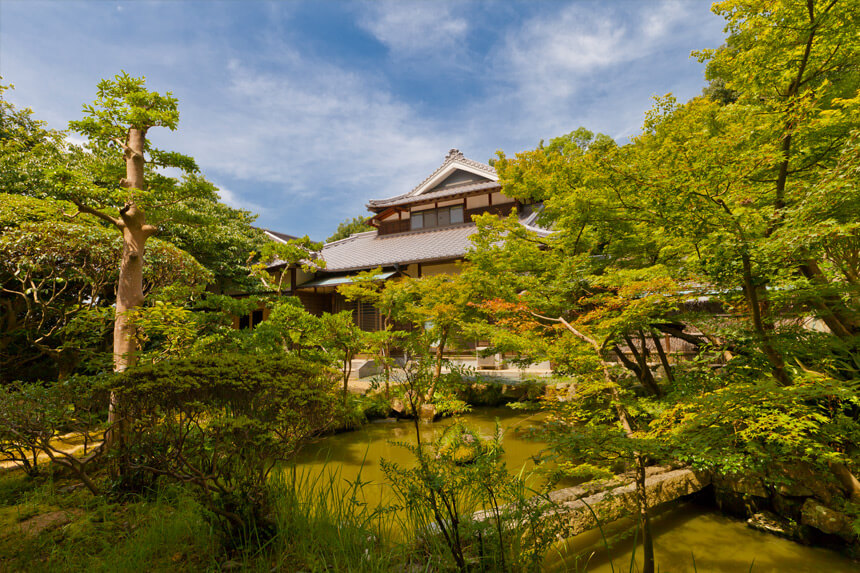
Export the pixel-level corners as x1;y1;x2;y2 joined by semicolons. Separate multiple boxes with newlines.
547;503;858;572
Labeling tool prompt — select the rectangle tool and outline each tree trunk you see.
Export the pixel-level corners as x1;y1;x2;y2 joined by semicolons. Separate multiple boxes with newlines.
740;251;791;385
549;317;656;571
830;462;860;503
799;260;858;339
650;330;674;385
425;328;448;404
636;454;655;573
342;353;352;405
619;333;662;397
107;127;156;451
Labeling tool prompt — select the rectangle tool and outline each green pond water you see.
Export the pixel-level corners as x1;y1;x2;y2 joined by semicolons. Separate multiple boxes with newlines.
291;407;857;572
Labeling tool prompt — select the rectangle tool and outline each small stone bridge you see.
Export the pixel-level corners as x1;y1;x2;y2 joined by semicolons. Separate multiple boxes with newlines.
475;466;711;538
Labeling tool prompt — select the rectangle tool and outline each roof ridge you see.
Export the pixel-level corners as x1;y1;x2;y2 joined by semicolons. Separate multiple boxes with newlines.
367;180;500;209
406;148;495;198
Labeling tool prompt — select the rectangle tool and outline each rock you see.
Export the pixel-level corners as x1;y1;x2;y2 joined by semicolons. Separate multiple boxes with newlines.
390;399;405;414
357;359;382;378
419;403;437;422
645;468;712;506
712;471;770;518
18;510;81;537
713;472;768;498
772;462;833;503
801;499;853;539
772;493;804;521
747;511;802;540
481;468;711;538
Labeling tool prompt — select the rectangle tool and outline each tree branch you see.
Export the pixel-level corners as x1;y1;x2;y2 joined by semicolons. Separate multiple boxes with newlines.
70;199;121;227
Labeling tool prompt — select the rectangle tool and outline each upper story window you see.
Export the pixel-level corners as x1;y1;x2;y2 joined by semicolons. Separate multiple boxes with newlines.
412;205;464;230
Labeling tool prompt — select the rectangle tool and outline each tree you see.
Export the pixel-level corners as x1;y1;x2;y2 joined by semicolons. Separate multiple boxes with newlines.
461;4;860;565
326;215;373;243
156;184;268;294
250;236;324;295
61;73;202;374
318;311;367;403
398;273;480;406
338;268;411;399
1;84;264;383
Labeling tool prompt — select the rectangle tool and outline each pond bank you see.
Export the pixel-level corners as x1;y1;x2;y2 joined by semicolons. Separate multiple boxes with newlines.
295;406;859;569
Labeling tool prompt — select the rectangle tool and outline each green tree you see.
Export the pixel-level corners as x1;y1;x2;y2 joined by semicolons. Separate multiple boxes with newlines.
319;311;367;403
463;5;860;567
251;236;324;295
326;215;373;243
112;353;339;542
60;73;203;375
0;193;208;382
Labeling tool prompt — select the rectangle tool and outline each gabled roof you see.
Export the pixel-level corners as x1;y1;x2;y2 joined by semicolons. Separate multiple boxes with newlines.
367;149;498;211
255;227;299;244
369;181;500;210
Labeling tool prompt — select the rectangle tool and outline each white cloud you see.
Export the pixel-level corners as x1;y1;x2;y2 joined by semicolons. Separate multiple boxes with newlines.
182;56;459;222
500;2;689;101
0;0;725;237
215;183;265;214
358;2;468;57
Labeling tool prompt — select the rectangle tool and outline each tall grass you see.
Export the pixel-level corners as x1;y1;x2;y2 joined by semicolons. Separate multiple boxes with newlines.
262;461;406;571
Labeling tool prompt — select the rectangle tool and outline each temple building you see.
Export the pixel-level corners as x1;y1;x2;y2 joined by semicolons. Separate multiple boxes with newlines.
266;149;549;331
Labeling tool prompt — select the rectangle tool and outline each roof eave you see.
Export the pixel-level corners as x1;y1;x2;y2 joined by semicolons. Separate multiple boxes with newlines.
366;182;502;211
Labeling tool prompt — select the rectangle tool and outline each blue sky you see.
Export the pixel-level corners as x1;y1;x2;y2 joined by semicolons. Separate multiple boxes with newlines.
0;0;727;240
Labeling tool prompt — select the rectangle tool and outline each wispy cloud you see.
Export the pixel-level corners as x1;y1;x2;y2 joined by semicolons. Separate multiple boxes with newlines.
357;2;468;58
215;183;266;215
458;0;721;147
182;56;457;228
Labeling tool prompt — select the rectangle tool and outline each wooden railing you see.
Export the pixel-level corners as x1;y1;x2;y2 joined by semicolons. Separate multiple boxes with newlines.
377;219;411;236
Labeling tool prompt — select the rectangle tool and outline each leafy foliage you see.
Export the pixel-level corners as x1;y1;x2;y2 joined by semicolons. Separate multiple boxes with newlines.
326;215;374;243
383;419;562;572
110;353;339;544
0;377;105;491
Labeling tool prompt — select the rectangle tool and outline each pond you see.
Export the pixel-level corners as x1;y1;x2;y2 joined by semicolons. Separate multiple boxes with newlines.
291;406;552;508
291;407;857;572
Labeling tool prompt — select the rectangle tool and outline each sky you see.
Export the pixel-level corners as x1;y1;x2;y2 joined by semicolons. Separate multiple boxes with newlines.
0;0;727;240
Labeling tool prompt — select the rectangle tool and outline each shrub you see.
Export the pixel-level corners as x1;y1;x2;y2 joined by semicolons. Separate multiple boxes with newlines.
110;353;340;545
0;377;105;491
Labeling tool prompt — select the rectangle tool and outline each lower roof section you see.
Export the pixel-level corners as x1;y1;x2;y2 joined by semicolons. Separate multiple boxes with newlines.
320;223;479;272
296;270;396;289
319;207;550;273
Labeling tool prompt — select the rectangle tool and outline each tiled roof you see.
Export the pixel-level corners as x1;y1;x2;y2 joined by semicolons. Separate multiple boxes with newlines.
367;180;500;209
367;149;497;211
314;207;550;273
267;206;551;273
318;225;476;272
